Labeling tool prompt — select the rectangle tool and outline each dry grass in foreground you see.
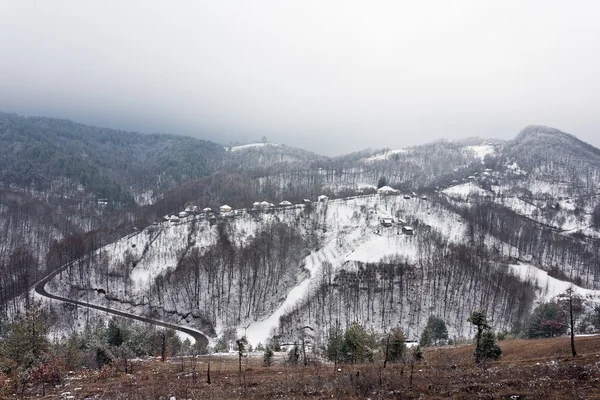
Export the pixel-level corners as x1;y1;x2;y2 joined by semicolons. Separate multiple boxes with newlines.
5;335;600;399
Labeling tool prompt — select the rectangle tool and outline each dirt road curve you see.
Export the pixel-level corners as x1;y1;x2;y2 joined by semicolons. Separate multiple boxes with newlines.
34;264;209;346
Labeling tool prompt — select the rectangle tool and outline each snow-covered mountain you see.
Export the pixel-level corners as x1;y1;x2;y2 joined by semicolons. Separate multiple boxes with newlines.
43;188;600;348
3;114;600;349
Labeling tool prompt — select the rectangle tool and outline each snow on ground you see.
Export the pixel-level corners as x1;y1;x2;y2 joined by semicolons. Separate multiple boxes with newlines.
345;234;418;264
506;161;527;175
464;145;495;160
230;143;279;152
242;194;469;345
442;182;492;199
135;189;156;206
559;199;577;211
508;262;600;303
243;209;371;345
444;179;588;232
502;197;540;217
525;179;566;197
498;196;587;231
364;149;408;162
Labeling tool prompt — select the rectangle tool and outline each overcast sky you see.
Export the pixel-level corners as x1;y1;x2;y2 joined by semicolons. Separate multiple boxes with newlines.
1;1;599;155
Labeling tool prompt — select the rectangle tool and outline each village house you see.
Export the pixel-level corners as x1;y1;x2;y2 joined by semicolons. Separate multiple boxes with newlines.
219;204;233;213
185;205;199;214
318;195;329;202
377;186;398;195
380;217;394;227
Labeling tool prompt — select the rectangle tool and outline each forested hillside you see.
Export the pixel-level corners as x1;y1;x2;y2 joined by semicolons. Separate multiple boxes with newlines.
0;112;224;205
0;112;226;314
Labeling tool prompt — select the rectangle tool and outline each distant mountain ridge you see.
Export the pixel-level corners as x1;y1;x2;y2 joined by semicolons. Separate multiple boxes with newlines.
0;112;224;205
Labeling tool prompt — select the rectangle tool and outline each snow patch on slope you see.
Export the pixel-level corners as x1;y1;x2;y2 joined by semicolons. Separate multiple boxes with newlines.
230;143;279;152
243;195;468;345
509;262;600;303
442;182;491;199
464;145;496;160
364;149;408;162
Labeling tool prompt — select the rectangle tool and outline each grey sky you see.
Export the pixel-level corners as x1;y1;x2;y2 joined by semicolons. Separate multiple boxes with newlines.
1;1;599;155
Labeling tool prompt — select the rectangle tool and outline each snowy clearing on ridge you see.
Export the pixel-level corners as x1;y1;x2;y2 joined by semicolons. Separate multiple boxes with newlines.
230;143;279;152
364;149;408;162
464;144;496;160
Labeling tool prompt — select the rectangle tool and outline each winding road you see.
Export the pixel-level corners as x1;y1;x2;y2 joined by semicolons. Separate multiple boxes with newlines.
33;263;209;346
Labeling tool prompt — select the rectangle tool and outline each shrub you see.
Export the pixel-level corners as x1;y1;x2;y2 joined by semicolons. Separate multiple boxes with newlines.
263;347;274;367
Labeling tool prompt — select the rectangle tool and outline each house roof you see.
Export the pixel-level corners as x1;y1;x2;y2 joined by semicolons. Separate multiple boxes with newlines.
377;186;398;193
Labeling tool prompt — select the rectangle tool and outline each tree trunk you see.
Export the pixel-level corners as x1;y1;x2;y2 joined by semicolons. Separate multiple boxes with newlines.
207;361;211;384
570;297;577;357
383;334;390;368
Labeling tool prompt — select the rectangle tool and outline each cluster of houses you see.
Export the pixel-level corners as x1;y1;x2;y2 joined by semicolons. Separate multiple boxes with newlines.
164;205;214;222
378;217;414;235
377;186;428;201
451;168;496;186
373;187;418;235
252;200;290;209
163;195;332;223
163;189;419;231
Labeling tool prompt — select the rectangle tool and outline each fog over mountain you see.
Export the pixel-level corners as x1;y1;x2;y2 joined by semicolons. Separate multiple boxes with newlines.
2;1;600;154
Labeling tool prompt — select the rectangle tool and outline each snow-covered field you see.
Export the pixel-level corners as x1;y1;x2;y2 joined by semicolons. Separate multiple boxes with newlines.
442;182;492;199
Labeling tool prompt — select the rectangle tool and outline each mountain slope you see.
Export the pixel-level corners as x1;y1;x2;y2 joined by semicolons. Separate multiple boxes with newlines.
440;125;600;289
46;193;589;347
0;112;226;314
0;112;224;205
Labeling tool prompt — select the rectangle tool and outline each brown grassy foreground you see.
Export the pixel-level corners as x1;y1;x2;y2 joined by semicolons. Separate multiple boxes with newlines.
5;335;600;399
